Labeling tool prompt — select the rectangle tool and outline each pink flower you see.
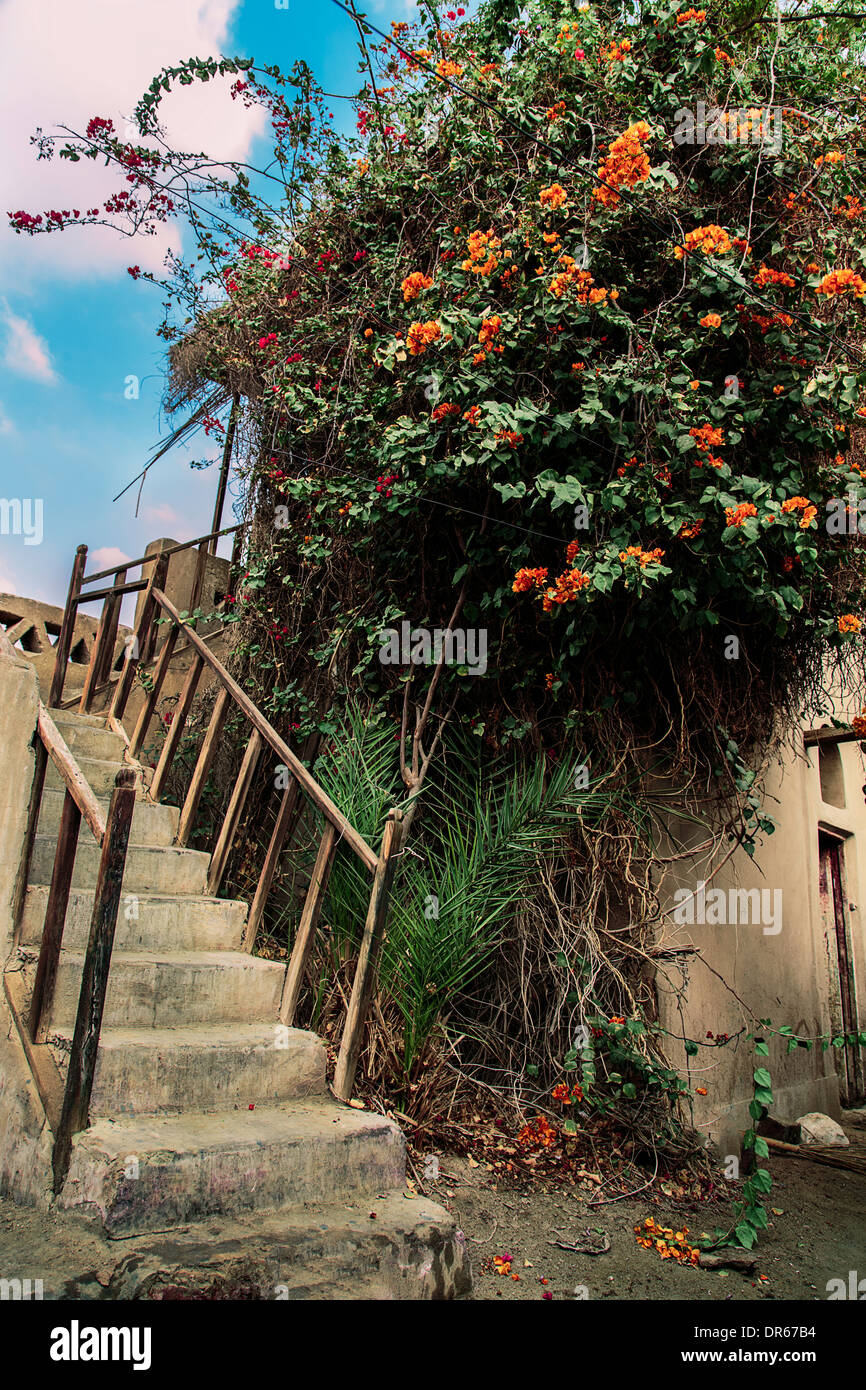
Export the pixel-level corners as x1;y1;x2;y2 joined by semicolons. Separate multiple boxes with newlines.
574;47;585;59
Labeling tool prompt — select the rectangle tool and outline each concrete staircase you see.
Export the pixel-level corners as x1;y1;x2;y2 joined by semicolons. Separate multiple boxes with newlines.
10;708;470;1298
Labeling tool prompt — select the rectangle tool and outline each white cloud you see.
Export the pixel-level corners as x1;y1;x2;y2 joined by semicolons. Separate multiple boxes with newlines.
0;570;17;595
0;402;14;434
0;0;264;282
141;502;181;527
89;545;133;571
1;302;58;382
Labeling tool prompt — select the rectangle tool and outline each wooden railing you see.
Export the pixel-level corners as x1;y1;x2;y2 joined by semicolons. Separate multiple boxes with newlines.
3;680;136;1192
49;524;246;714
42;528;403;1103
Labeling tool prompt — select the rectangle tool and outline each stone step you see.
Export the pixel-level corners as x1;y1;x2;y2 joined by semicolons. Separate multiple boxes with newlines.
57;1102;407;1235
48;710;110;729
46;950;284;1029
29;835;209;895
48;713;127;763
37;789;179;847
100;1194;472;1300
20;887;247;953
48;1023;326;1116
46;754;133;798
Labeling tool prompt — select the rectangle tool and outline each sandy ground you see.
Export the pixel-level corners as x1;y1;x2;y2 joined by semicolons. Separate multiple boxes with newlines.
0;1112;863;1302
436;1111;866;1301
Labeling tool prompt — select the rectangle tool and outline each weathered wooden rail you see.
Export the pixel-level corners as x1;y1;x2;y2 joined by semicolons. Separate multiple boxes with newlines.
36;527;401;1112
3;682;136;1192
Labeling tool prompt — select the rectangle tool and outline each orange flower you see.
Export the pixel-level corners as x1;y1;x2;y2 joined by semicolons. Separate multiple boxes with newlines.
462;228;501;276
700;312;721;328
678;518;704;539
401;270;434;302
566;539;580;562
517;1116;558;1148
725;502;757;527
593;121;651;210
677;7;706;22
463;406;481;424
618;545;665;567
539;182;568;209
815;268;866;298
838;614;861;634
495;428;524;449
851;711;866;738
406;320;441;356
541;568;591;610
600;38;632;62
753;265;796;289
431;401;461;421
674;224;740;259
780;496;817;528
435;58;464;79
512;567;548;593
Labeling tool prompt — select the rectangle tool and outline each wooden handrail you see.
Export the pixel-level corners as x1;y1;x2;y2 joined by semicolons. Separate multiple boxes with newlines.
76;578;148;605
52;767;137;1192
80;523;246;586
149;588;378;872
37;704;107;843
48;545;88;708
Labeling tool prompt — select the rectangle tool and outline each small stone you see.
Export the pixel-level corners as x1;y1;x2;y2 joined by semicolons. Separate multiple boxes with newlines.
796;1112;850;1147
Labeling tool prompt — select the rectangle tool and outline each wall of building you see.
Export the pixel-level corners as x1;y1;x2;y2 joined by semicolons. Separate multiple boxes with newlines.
657;701;866;1157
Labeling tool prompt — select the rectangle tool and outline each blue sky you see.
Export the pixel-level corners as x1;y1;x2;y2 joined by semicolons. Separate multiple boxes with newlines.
0;0;410;609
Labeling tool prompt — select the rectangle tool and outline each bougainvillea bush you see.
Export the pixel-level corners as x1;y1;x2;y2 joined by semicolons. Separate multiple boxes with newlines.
14;0;866;1126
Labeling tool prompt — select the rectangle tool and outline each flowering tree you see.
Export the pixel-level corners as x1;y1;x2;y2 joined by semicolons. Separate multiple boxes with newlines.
12;0;866;1130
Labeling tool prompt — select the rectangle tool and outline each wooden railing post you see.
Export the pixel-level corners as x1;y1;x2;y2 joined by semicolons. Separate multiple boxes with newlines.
278;822;338;1021
48;545;87;708
333;810;402;1101
109;552;169;725
52;768;136;1194
206;728;263;895
79;567;127;711
28;790;81;1042
148;652;205;803
11;741;48;951
128;626;179;759
176;687;230;846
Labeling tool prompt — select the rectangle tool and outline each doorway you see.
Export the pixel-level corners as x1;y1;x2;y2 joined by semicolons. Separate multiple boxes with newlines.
818;831;864;1104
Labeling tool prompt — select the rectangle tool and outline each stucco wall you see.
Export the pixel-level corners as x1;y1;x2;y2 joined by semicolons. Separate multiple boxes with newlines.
656;703;866;1156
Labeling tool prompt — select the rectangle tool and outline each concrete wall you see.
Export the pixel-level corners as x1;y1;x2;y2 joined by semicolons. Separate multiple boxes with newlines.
0;646;54;1207
0;592;120;706
656;698;866;1156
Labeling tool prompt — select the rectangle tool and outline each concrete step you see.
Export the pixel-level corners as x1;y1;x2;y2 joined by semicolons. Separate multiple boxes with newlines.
29;835;209;895
20;887;247;953
100;1194;472;1300
46;754;132;798
48;1023;326;1116
48;710;109;729
57;1102;407;1235
37;789;179;847
47;949;284;1029
48;713;127;763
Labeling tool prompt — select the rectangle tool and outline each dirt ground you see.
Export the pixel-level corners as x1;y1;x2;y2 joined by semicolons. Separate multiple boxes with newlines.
0;1112;863;1301
435;1110;866;1301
